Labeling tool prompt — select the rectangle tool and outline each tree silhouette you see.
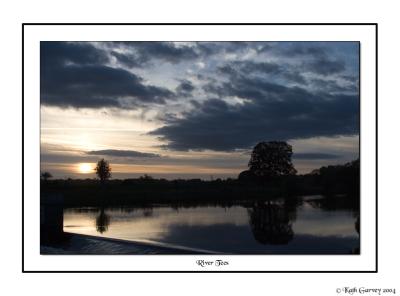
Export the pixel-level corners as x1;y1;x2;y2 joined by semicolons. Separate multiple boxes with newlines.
248;141;297;178
313;158;360;197
95;159;111;184
41;171;53;181
95;208;110;234
248;201;294;245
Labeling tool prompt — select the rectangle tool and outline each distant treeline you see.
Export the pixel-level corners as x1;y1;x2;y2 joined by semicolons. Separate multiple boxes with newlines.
41;159;359;207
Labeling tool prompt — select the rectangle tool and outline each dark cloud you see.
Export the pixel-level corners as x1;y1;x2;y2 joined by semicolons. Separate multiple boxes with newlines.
195;42;220;56
219;61;306;84
270;43;347;75
134;42;199;63
281;45;327;58
111;50;146;68
41;64;174;108
293;153;340;160
41;42;174;108
110;42;266;67
206;71;302;102
310;78;357;93
41;41;109;67
305;58;345;75
282;72;307;84
150;81;359;151
110;42;200;65
176;79;195;97
229;61;281;75
86;149;160;158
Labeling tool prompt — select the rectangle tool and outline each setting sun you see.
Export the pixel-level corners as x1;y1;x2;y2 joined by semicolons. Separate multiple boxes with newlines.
78;163;93;174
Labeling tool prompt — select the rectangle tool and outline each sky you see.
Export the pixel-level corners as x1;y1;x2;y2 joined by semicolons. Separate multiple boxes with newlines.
40;41;359;179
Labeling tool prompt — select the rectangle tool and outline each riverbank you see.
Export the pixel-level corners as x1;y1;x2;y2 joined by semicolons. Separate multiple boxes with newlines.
41;178;318;208
40;166;359;207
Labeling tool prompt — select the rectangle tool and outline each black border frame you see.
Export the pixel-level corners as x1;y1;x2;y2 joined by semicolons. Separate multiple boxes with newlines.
22;23;378;273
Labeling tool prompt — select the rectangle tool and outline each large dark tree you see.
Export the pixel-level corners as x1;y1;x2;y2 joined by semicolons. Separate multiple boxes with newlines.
95;159;111;184
248;202;294;245
248;141;297;178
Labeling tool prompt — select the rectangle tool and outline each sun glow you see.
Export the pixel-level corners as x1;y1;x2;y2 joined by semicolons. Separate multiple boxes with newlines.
78;163;93;174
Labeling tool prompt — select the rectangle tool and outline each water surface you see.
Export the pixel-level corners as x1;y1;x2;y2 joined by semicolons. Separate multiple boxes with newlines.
63;196;359;254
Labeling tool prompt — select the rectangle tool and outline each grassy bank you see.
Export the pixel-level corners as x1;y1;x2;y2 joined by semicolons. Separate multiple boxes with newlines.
41;178;294;206
40;175;360;207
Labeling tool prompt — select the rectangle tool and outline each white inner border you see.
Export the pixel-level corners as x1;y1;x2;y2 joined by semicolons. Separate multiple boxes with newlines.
23;24;376;272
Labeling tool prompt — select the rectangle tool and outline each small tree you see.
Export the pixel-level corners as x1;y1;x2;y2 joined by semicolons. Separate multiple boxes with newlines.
95;159;111;184
41;171;53;181
248;141;297;178
139;174;153;180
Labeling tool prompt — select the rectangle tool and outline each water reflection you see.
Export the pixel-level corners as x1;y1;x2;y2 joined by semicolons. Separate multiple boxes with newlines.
63;196;360;254
306;195;359;214
248;201;294;245
95;208;110;234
